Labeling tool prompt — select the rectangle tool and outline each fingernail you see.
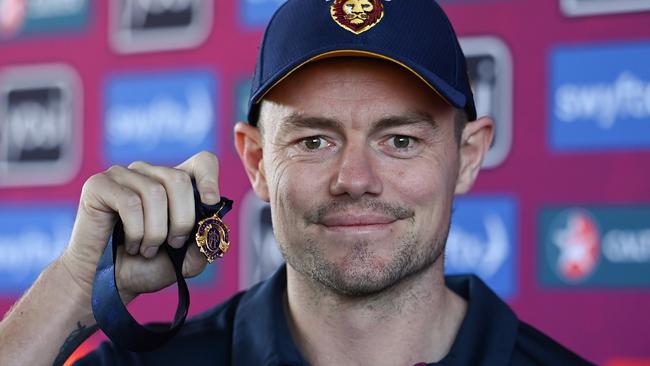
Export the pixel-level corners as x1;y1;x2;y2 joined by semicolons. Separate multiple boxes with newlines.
143;246;157;258
169;235;188;248
201;192;219;204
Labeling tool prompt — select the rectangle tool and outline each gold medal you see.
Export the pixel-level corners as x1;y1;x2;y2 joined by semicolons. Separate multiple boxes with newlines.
195;203;231;263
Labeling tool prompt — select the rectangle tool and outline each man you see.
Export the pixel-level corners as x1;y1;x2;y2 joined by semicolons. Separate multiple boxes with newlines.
0;0;593;365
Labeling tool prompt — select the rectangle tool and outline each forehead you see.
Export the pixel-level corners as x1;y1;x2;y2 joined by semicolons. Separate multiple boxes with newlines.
259;58;452;130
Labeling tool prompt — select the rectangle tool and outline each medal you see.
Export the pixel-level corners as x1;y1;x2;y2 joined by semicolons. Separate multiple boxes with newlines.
195;202;231;263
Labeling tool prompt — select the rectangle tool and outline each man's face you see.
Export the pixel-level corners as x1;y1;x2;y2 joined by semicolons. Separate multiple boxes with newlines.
343;0;373;25
258;58;460;296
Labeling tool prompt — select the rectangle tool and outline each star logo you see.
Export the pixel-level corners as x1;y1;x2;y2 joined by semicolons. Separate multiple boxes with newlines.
552;210;600;282
330;0;384;35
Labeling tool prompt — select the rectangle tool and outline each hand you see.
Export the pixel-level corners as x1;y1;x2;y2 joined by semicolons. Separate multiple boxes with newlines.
59;151;221;302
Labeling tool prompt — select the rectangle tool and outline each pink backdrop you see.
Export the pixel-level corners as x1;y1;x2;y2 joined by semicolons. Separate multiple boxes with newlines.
0;1;649;364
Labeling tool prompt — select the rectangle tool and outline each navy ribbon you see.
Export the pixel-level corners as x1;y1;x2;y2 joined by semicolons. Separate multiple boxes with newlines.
91;183;232;352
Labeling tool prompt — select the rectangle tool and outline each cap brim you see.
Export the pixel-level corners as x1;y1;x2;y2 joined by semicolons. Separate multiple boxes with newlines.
251;49;467;116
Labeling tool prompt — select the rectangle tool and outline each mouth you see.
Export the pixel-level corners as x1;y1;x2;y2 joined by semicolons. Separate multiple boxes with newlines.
318;213;398;233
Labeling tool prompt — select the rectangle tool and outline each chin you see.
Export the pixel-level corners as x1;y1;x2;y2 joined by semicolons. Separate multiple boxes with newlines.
324;268;404;297
286;235;440;297
324;254;439;297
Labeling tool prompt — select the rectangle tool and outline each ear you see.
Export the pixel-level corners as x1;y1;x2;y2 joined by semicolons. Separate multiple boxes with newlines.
234;122;270;201
454;116;494;195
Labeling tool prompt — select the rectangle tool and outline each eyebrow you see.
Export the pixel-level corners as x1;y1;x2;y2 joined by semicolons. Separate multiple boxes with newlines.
278;113;345;134
277;110;438;135
369;111;439;135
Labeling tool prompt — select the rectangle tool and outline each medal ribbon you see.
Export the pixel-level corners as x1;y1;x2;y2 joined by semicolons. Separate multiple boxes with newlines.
91;182;233;352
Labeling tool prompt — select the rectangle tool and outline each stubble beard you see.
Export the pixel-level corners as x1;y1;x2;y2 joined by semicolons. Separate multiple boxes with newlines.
277;199;450;298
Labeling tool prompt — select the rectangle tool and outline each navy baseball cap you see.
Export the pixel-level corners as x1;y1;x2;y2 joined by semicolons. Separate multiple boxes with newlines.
247;0;476;124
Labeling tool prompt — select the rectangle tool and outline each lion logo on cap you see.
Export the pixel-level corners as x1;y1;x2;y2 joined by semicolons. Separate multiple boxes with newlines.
330;0;384;35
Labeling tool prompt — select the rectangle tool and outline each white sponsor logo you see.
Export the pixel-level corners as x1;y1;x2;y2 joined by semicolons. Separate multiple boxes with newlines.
111;0;212;53
0;220;71;283
561;0;650;17
602;229;650;263
128;0;194;28
106;87;212;147
0;64;82;187
6;95;71;157
460;37;512;169
555;72;650;129
445;214;509;278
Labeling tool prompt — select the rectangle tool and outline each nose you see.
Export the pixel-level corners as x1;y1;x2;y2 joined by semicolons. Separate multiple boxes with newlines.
329;142;382;199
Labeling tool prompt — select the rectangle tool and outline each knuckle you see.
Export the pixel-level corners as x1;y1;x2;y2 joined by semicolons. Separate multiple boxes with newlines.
124;224;144;239
169;168;191;184
106;164;126;176
171;219;194;235
197;150;213;158
197;150;218;164
127;160;148;169
146;183;167;200
81;173;104;194
79;194;102;220
143;229;167;247
121;191;142;210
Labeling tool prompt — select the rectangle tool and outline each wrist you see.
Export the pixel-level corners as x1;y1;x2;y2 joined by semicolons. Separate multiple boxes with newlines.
53;254;96;317
59;250;138;307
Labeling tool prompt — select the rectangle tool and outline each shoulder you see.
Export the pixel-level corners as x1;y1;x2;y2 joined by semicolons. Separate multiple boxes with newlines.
444;274;594;366
74;291;246;366
509;321;595;366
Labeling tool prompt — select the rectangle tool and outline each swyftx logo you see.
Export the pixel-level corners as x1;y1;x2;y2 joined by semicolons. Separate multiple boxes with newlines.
0;205;75;294
445;196;517;300
104;69;218;165
239;0;285;28
111;0;212;53
549;42;650;151
0;64;81;187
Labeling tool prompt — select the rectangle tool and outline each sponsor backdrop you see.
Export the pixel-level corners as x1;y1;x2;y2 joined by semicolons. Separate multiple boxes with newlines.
0;0;649;364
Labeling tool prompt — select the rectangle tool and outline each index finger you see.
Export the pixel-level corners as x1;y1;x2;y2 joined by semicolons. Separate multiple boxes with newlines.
176;151;220;205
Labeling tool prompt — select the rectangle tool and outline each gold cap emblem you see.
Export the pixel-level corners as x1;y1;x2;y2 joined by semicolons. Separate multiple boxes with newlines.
330;0;384;35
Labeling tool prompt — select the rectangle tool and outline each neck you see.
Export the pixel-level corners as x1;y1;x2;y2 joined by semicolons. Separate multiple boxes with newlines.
284;262;467;366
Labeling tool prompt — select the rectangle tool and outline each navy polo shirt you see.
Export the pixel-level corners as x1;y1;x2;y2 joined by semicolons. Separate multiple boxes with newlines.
76;266;593;365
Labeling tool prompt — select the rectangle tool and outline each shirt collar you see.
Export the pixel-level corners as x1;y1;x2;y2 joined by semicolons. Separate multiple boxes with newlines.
232;266;519;366
232;266;307;366
432;275;519;366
